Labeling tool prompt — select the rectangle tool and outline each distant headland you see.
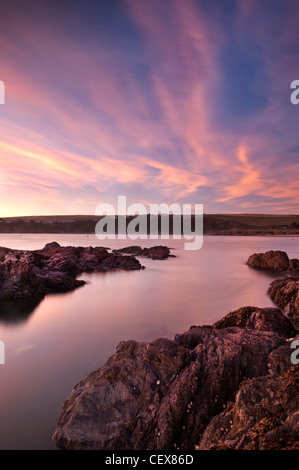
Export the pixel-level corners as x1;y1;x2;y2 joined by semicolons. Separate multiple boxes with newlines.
0;214;298;236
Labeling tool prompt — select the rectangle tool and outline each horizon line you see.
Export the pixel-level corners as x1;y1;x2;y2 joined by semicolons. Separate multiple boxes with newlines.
0;213;298;219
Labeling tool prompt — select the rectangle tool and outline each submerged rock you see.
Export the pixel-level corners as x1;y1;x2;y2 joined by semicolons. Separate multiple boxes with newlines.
52;307;297;450
0;242;143;301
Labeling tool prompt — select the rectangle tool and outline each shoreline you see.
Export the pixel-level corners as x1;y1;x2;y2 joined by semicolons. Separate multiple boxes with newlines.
53;305;299;451
1;243;298;450
52;249;299;451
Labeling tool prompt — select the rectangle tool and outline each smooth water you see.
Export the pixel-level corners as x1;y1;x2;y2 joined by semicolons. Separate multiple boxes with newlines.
0;234;297;449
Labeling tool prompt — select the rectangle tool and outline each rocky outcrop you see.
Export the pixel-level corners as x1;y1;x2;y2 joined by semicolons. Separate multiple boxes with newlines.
268;278;299;319
52;307;298;450
0;242;144;301
214;306;295;336
113;245;175;260
198;365;299;450
246;250;297;273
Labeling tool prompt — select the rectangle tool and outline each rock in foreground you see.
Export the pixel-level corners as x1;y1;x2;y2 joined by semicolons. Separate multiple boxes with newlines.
199;366;299;450
52;307;298;450
0;242;143;301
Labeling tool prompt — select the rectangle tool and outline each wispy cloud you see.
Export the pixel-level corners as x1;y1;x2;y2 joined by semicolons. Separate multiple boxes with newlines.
0;0;298;215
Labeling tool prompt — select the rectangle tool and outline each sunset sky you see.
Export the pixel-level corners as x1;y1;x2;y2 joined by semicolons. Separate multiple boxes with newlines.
0;0;299;216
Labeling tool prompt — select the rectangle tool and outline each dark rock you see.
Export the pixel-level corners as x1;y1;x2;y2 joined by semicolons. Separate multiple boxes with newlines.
0;252;46;300
52;307;294;451
246;250;291;273
0;243;143;301
113;246;144;256
289;258;299;272
0;246;10;260
113;245;175;260
43;241;61;250
268;278;299;319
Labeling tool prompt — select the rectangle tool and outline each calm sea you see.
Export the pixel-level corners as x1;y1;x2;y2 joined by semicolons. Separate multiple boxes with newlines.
0;234;297;449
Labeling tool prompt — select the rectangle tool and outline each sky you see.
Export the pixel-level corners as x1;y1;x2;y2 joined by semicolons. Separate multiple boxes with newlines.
0;0;299;216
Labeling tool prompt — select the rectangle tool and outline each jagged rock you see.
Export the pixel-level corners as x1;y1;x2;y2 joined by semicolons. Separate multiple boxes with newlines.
198;365;299;450
0;243;143;301
214;306;296;337
268;278;299;319
113;245;174;260
52;307;295;450
0;253;46;300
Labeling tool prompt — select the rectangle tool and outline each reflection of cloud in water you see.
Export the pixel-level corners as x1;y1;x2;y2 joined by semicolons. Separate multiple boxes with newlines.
0;298;42;325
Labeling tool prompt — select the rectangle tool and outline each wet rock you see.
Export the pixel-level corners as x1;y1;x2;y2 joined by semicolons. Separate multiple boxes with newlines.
52;307;295;450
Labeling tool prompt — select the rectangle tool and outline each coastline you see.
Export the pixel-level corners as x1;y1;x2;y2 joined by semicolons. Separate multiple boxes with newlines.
0;240;298;450
0;214;298;238
52;248;299;451
53;306;299;450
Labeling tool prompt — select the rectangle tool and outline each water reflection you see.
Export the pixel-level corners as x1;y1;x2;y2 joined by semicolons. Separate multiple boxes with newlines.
0;234;297;449
0;297;41;324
